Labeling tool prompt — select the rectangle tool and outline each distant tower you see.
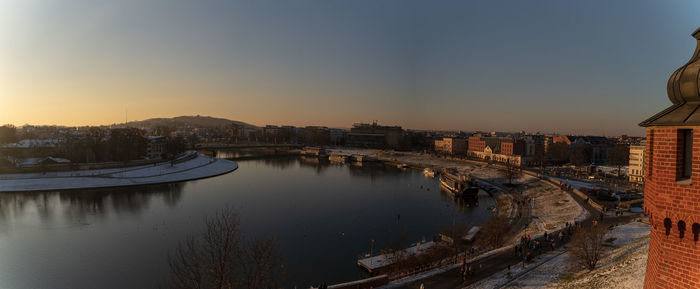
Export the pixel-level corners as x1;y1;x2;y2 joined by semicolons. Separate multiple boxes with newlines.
640;27;700;288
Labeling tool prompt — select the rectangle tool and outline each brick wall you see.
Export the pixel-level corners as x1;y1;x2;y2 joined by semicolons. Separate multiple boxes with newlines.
501;142;513;155
644;126;700;288
468;136;485;152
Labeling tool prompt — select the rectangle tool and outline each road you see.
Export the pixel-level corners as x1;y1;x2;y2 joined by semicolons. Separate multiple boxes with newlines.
390;178;641;289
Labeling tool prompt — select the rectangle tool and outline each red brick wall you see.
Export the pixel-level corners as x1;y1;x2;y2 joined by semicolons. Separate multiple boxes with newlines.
501;142;513;155
644;126;700;289
468;136;485;152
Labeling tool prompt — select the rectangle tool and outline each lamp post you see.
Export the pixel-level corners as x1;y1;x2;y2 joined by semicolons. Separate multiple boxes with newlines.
370;239;375;269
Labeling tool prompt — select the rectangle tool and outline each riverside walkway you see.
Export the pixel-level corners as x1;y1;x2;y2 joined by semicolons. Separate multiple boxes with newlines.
0;153;237;192
385;191;638;289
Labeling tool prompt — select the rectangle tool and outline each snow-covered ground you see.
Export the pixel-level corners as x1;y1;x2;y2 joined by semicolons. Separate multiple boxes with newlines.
597;165;629;177
551;222;649;289
477;221;650;289
503;180;586;245
0;154;237;192
466;249;569;289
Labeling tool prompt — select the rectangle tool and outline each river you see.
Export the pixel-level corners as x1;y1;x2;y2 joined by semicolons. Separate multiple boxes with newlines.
0;156;495;288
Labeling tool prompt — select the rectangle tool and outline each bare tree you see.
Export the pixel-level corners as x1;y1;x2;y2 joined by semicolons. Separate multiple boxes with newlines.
166;207;284;289
533;147;546;177
0;125;18;144
187;133;200;149
569;225;607;270
168;237;205;289
546;142;570;165
241;236;285;289
438;222;470;256
570;143;593;167
475;216;510;250
502;159;522;186
385;229;408;275
608;144;629;177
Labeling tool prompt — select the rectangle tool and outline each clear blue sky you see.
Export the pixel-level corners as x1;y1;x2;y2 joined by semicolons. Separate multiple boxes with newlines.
1;0;699;136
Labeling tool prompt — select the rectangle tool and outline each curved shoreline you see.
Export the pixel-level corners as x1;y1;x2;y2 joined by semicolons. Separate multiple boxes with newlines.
0;155;238;192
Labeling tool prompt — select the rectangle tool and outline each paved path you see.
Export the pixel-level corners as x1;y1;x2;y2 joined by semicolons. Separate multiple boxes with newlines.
386;176;640;289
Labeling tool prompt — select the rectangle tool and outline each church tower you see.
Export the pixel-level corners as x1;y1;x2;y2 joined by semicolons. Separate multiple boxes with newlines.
641;26;700;288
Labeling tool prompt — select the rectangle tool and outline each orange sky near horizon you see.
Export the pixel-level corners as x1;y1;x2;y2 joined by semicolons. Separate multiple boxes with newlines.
2;0;696;136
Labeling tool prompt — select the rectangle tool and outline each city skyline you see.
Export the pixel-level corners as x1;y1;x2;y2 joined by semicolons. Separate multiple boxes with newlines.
0;114;648;138
2;0;699;136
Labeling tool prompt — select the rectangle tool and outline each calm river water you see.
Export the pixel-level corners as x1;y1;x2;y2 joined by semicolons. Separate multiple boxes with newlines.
0;156;495;288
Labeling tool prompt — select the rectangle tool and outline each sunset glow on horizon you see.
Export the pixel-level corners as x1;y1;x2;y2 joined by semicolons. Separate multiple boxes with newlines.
2;0;700;135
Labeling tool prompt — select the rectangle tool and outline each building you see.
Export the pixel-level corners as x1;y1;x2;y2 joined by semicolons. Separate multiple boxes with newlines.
146;136;166;159
434;137;467;155
628;141;645;184
467;135;486;153
263;125;281;143
299;126;330;146
329;129;347;146
551;135;574;145
522;135;545;158
639;27;700;289
0;138;65;158
500;138;525;155
571;136;612;164
467;134;523;165
346;122;404;149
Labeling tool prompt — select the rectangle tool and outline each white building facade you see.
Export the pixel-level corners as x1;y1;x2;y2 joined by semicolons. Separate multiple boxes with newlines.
628;141;645;184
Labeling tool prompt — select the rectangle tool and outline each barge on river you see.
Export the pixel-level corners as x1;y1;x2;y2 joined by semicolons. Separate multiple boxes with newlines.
439;171;479;200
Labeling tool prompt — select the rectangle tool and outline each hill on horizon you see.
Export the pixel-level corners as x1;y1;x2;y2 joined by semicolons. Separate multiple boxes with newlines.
125;115;257;129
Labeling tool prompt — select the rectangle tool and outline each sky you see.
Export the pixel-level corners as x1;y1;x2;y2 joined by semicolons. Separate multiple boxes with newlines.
1;0;699;136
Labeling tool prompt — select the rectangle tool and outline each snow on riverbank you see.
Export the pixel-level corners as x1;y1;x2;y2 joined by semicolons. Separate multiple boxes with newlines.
551;222;649;289
504;180;586;245
366;151;586;247
488;221;650;289
0;155;237;192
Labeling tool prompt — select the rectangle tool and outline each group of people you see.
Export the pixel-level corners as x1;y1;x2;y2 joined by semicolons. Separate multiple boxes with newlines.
513;196;533;219
458;258;482;283
513;227;574;263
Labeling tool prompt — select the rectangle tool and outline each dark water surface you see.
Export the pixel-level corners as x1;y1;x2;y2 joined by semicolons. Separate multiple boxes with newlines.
0;157;495;288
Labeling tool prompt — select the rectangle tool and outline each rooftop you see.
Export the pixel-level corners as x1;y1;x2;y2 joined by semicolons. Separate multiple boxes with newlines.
640;27;700;127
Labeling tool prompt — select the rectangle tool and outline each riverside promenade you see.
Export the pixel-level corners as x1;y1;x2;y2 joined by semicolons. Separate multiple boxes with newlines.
0;152;237;192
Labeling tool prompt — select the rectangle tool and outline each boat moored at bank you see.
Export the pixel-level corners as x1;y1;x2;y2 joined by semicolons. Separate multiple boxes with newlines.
438;170;479;200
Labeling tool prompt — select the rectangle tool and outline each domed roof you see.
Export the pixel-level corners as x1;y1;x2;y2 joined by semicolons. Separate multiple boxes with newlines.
640;27;700;127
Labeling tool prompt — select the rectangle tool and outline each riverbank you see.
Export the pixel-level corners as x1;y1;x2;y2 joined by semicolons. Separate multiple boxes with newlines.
355;150;587;239
480;221;649;289
325;149;587;242
319;149;589;287
0;153;238;192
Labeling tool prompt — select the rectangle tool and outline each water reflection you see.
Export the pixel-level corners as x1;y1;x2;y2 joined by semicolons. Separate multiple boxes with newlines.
442;191;485;212
297;156;332;174
0;183;184;230
258;156;298;169
0;157;496;289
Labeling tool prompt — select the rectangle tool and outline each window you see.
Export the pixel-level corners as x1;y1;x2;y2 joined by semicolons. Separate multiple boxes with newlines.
680;129;693;180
